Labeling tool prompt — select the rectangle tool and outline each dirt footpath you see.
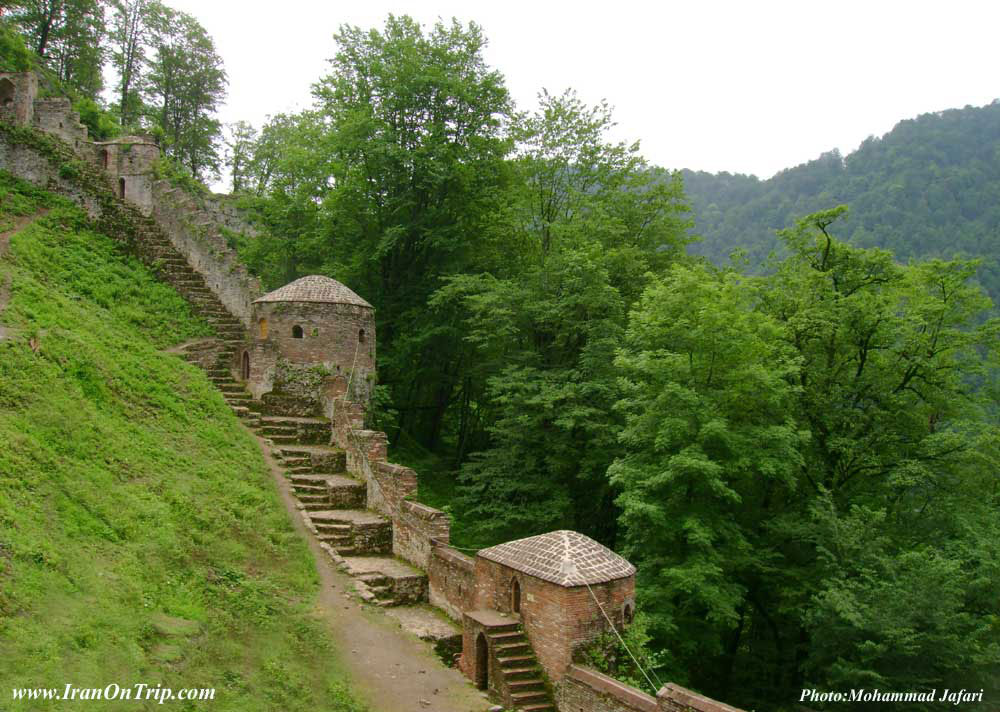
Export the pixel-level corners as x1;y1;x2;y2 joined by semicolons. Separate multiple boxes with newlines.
252;433;491;712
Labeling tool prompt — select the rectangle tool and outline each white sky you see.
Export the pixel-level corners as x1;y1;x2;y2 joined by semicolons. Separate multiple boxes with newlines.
164;0;1000;183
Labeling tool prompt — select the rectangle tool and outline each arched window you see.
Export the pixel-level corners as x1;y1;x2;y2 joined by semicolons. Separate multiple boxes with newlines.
358;328;366;343
623;602;635;625
118;177;126;198
292;324;304;339
1;78;16;108
511;578;521;614
241;351;250;381
258;318;268;339
101;149;110;169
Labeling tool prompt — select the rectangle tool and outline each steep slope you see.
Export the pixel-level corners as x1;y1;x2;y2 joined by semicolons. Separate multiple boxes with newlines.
682;100;1000;299
0;173;363;711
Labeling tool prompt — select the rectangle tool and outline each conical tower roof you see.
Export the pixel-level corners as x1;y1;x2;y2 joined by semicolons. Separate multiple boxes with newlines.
253;275;372;308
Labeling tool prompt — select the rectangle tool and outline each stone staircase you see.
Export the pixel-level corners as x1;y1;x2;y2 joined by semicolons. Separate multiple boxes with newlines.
489;621;556;712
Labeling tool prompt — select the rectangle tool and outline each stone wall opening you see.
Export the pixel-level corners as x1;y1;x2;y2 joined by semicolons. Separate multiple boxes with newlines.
101;148;109;169
241;351;250;381
0;78;14;108
258;318;268;339
119;177;125;198
511;578;521;614
475;632;489;690
359;328;366;343
292;324;303;339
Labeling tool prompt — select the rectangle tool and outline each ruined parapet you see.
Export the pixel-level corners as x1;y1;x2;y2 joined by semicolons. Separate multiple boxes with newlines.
151;180;263;327
32;97;89;152
94;136;160;214
0;72;37;126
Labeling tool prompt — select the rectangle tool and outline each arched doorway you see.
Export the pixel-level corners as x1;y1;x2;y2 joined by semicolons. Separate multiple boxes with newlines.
0;78;15;109
118;177;126;198
475;633;489;690
511;578;521;614
101;149;110;169
241;351;250;381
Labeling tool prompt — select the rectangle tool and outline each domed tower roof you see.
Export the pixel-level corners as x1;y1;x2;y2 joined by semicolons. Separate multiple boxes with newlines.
253;275;372;308
478;530;635;587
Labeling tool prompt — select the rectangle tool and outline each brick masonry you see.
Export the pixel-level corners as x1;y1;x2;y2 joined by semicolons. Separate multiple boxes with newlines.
474;557;635;683
557;665;657;712
428;544;476;620
0;71;749;712
248;300;375;405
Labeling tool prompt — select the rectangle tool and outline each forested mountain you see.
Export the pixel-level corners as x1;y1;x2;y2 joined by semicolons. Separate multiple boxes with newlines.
683;100;1000;300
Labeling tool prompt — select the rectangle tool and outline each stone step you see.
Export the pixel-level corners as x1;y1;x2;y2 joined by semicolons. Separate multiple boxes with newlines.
302;501;335;512
261;424;295;435
490;631;525;642
501;667;540;680
313;522;352;534
292;483;326;494
519;705;554;712
496;642;531;655
508;680;545;692
511;690;549;705
498;655;535;667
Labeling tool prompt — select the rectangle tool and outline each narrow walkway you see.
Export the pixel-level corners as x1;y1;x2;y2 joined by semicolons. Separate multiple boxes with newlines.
250;429;490;712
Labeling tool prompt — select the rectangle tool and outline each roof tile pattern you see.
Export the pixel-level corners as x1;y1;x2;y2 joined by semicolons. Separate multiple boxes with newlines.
254;275;372;308
478;530;635;587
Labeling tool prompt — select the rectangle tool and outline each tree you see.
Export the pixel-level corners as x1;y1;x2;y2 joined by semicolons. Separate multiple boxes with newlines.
612;207;1000;709
5;0;105;95
310;15;516;448
108;0;149;127
144;2;226;178
224;119;257;193
437;90;690;546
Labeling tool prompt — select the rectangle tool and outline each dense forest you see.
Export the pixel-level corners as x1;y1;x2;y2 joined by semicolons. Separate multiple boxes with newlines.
3;8;999;710
683;101;1000;301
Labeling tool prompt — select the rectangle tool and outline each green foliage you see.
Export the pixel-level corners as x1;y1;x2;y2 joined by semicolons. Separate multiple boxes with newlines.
439;89;690;546
72;95;120;140
4;0;105;95
153;154;209;197
0;22;36;71
143;1;227;178
613;208;1000;709
576;614;666;695
0;174;364;711
683;102;1000;302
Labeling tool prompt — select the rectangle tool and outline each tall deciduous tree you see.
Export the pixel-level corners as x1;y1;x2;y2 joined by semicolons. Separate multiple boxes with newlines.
144;2;226;178
437;90;690;545
312;15;515;446
109;0;148;127
612;207;1000;709
5;0;105;95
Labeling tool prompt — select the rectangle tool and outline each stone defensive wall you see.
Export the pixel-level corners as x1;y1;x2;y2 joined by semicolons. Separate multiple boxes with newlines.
328;399;477;621
0;71;264;329
150;180;262;327
328;399;747;712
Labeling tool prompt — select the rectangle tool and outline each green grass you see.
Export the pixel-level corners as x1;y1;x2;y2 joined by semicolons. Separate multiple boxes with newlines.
0;173;365;711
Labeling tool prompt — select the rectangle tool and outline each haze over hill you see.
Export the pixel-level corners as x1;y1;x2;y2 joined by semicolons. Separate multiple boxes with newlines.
681;100;1000;300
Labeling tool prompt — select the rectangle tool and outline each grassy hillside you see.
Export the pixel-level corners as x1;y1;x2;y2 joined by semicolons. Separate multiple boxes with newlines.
0;173;363;711
682;100;1000;301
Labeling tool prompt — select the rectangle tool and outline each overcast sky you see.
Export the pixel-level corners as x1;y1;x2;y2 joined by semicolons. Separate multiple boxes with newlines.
165;0;1000;183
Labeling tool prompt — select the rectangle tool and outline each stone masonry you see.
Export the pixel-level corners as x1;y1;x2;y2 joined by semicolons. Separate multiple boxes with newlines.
0;71;749;712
